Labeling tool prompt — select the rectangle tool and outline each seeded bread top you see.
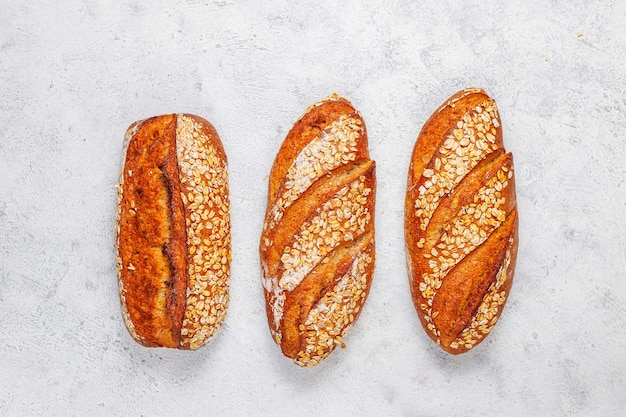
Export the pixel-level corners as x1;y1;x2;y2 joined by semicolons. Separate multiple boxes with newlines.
261;95;376;367
405;89;518;354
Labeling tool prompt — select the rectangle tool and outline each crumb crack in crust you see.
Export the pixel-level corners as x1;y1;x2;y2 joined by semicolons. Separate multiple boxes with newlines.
260;94;376;367
405;88;518;354
116;114;230;350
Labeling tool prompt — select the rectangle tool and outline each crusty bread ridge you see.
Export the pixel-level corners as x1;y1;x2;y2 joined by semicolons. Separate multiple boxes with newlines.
116;114;230;350
260;94;376;367
405;88;518;354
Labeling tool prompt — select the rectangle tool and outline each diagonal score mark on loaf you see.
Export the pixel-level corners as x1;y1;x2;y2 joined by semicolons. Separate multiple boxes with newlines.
276;163;374;290
261;109;366;318
175;115;230;350
421;168;516;342
440;223;516;352
265;96;359;206
261;97;374;365
292;233;374;367
413;98;502;232
262;112;365;236
275;168;374;352
262;159;374;276
263;162;374;355
279;230;374;358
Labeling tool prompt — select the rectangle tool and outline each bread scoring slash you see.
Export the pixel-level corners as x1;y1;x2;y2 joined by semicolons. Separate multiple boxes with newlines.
405;88;519;354
116;114;231;350
260;94;376;367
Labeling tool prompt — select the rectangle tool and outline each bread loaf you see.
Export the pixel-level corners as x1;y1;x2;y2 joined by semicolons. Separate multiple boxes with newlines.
405;88;518;354
260;94;376;367
115;114;230;350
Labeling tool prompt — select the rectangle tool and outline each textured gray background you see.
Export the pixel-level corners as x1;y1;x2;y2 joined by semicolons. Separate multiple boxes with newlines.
1;1;625;416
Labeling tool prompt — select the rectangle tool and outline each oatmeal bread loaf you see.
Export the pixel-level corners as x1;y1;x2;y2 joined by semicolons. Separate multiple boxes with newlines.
405;88;518;354
116;114;230;350
260;94;376;367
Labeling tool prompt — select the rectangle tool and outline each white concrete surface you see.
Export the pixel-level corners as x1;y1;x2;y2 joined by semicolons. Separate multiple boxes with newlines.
1;1;625;416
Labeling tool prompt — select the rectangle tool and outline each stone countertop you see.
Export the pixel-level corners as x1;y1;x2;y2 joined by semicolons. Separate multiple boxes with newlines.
1;1;625;416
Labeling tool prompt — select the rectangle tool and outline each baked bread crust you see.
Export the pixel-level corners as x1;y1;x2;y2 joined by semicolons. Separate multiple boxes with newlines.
405;88;518;354
260;94;376;367
116;114;230;350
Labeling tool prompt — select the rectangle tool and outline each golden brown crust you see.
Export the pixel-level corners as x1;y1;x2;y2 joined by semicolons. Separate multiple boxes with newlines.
264;159;374;279
267;98;363;203
116;114;230;350
405;88;518;354
260;94;376;367
116;115;182;348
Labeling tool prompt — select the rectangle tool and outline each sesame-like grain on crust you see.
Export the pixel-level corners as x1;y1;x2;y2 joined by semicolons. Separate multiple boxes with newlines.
414;100;500;231
265;174;372;345
278;176;372;291
294;249;373;367
262;114;362;237
418;165;512;338
176;115;231;350
434;88;484;115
